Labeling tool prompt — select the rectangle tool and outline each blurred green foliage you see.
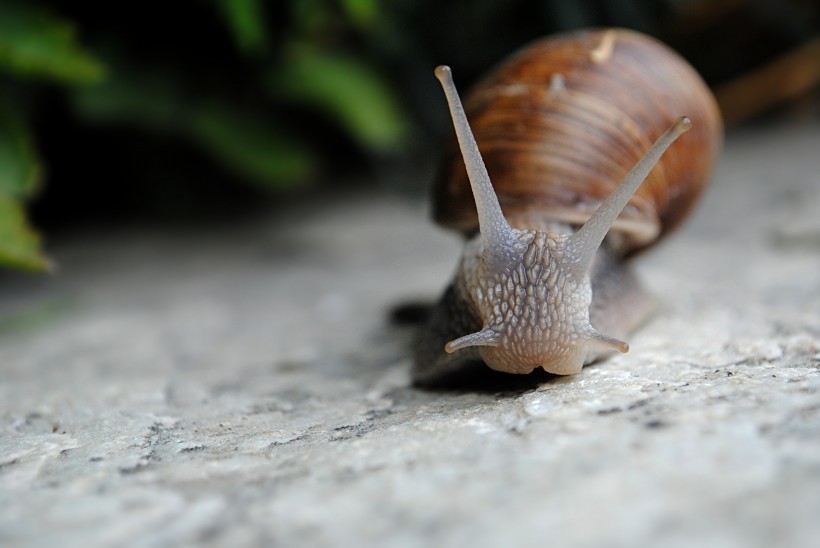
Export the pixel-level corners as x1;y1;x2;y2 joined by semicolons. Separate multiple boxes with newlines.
218;0;268;55
0;0;816;273
271;46;408;152
0;0;102;271
0;2;104;83
0;0;412;272
0;98;46;271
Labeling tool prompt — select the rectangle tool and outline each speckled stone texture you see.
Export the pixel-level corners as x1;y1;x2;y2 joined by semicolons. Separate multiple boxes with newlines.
1;125;819;547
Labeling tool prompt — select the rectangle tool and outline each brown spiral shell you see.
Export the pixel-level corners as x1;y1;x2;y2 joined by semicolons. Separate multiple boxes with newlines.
432;28;723;254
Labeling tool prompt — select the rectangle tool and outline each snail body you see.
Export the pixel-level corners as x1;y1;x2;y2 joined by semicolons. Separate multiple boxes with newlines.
414;29;722;384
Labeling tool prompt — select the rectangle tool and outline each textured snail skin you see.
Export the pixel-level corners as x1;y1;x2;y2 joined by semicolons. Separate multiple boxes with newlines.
413;235;654;383
413;29;722;385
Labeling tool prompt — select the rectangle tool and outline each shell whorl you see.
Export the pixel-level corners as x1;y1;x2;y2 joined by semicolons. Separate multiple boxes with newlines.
433;28;723;254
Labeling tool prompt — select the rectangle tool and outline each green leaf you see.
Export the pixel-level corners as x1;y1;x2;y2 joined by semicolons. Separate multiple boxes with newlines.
341;0;379;29
0;84;49;273
272;48;409;153
0;1;104;84
0;94;41;200
0;192;50;273
216;0;268;55
71;58;315;189
187;103;315;188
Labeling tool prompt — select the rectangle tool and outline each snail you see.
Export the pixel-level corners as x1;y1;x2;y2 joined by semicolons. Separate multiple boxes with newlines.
414;28;722;384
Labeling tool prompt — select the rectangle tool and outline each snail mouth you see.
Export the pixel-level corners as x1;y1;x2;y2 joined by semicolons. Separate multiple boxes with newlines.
480;342;586;376
539;346;587;376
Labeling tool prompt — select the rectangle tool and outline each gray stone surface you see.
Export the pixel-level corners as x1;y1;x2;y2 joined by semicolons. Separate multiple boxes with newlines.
1;124;819;548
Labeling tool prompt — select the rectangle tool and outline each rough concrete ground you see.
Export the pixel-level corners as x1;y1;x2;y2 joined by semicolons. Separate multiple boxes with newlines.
1;124;819;547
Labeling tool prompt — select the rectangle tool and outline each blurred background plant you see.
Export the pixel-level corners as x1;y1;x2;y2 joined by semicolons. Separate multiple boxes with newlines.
0;0;818;272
